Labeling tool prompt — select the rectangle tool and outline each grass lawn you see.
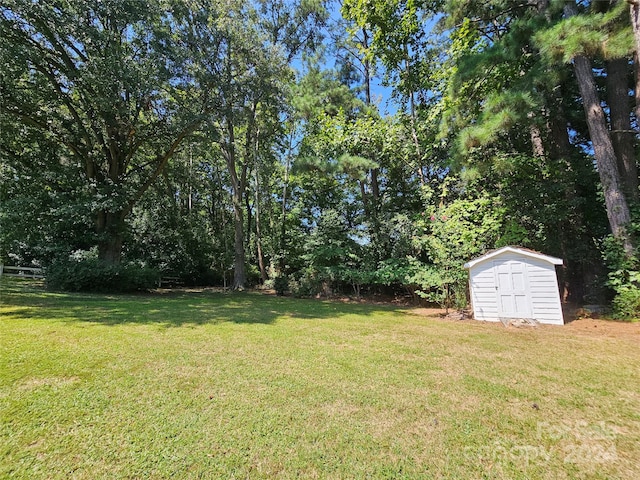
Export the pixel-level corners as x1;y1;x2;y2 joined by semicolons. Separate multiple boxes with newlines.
1;278;639;479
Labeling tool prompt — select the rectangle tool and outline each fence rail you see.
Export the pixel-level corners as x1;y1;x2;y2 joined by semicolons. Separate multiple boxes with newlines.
0;265;45;279
158;276;184;288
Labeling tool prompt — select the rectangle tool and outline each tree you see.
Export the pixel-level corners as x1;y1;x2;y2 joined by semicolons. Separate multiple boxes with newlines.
338;0;614;301
341;0;440;184
631;0;640;121
0;128;96;265
275;60;366;276
0;0;215;264
438;0;629;295
536;0;637;255
183;1;320;289
127;137;229;285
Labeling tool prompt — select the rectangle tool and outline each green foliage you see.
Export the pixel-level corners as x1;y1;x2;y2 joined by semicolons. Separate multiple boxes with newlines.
130;211;219;285
411;185;511;308
374;258;415;286
0;131;97;266
273;275;290;296
341;0;437;98
289;266;325;297
535;1;633;63
0;0;216;263
603;234;640;320
291;67;365;121
298;111;383;178
46;254;159;293
611;286;640;320
372;256;461;309
406;263;448;306
421;192;508;257
302;209;361;270
457;92;536;155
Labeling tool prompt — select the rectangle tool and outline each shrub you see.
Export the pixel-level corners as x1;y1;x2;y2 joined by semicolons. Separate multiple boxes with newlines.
611;286;640;320
374;257;467;310
273;275;289;296
603;235;640;320
46;258;159;293
289;268;324;297
246;264;262;287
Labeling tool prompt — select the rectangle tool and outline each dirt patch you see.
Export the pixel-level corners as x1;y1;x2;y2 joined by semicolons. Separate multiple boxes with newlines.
409;307;449;318
410;307;639;341
564;318;640;341
16;376;80;391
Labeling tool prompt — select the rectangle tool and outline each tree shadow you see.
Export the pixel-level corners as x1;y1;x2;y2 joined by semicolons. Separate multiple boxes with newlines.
1;283;404;328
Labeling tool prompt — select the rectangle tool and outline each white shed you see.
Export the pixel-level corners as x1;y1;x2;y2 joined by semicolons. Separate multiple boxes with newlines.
464;246;564;325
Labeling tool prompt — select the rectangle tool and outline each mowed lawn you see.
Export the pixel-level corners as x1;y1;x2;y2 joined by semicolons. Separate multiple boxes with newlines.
1;279;639;479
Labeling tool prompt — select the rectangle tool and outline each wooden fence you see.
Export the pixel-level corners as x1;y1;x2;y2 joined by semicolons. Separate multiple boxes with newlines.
0;265;45;279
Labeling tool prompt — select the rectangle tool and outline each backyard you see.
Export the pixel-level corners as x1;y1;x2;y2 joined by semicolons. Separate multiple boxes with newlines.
1;278;639;479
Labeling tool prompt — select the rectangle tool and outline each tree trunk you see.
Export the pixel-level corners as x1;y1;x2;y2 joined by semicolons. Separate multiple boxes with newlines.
362;28;372;106
280;147;292;271
232;190;247;289
371;167;380;202
255;169;268;283
359;180;369;219
404;46;425;185
98;236;123;264
409;90;425;185
361;28;380;209
606;57;638;203
245;189;252;251
571;51;633;253
539;90;573;301
547;98;575;300
96;210;125;264
529;121;545;158
563;0;632;255
530;1;548;159
223;115;247;290
635;51;640;123
548;106;572;160
632;1;640;119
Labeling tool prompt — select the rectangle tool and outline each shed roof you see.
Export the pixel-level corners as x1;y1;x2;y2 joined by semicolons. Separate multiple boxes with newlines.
463;246;563;269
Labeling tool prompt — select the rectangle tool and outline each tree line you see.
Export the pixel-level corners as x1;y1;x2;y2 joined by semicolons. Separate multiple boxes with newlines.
1;0;639;316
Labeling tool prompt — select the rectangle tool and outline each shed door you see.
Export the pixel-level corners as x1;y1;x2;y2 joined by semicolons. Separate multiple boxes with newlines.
494;261;531;318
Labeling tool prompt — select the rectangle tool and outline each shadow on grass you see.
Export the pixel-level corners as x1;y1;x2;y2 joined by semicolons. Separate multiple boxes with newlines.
0;280;403;327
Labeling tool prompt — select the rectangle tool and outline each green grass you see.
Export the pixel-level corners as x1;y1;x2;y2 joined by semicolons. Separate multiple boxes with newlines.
1;278;639;479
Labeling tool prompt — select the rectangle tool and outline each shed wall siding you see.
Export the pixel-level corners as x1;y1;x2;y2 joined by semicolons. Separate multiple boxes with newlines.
524;258;563;325
468;253;564;325
469;263;499;321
